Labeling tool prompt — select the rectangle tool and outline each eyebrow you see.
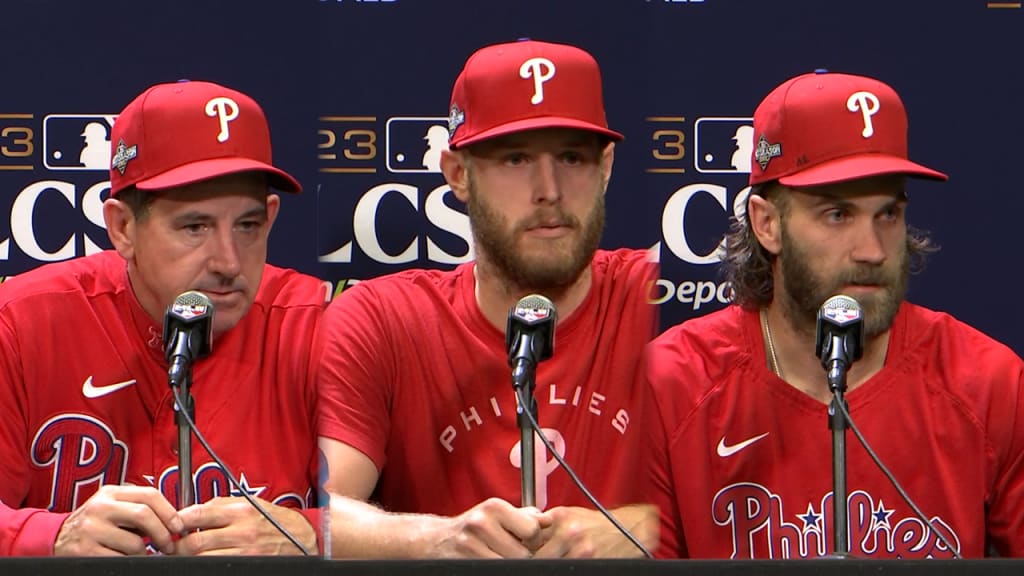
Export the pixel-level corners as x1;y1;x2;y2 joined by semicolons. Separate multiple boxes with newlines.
482;135;599;152
803;189;907;204
171;206;268;224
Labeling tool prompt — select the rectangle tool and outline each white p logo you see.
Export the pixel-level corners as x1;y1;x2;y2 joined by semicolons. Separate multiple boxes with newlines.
205;96;240;143
846;91;880;138
509;428;565;511
519;57;556;105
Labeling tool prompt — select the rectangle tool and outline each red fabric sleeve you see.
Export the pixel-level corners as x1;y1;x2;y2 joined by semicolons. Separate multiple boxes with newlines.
0;503;69;556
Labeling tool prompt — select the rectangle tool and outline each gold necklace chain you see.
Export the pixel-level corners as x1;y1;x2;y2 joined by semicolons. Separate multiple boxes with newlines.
760;308;784;379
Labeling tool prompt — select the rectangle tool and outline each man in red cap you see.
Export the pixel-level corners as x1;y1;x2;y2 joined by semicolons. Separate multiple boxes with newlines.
644;71;1024;558
316;39;659;558
0;80;327;556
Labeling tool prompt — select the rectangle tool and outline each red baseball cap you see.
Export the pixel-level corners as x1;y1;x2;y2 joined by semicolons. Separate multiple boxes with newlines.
447;39;623;149
749;70;947;187
108;80;301;196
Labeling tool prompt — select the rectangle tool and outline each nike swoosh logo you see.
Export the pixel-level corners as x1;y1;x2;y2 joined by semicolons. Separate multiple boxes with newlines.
717;432;769;457
82;376;138;399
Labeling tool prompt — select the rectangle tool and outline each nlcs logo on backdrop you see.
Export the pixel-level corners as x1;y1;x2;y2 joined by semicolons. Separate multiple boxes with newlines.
693;117;753;174
315;113;472;276
42;115;117;171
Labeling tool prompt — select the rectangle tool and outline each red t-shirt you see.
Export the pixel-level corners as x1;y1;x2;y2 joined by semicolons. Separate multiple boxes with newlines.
0;250;327;555
645;304;1024;558
317;249;657;515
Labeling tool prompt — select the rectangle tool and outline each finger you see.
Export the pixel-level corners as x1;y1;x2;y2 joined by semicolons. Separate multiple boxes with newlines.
498;508;546;546
529;519;570;559
178;498;247;531
455;499;537;558
73;519;150;556
103;500;178;555
485;515;542;558
194;547;246;556
520;507;555;530
531;538;569;559
175;528;225;556
101;489;181;553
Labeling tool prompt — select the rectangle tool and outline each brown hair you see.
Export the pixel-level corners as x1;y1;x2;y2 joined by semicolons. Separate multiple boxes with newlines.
113;186;156;220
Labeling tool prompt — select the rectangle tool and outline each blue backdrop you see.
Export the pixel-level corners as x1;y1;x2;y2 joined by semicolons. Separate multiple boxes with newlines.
1;0;1020;355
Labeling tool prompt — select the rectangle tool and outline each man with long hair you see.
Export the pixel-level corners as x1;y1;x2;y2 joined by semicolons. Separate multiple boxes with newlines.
645;71;1024;558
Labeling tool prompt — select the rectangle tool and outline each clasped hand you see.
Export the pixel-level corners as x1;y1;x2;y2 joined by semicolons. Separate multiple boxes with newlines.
55;487;315;556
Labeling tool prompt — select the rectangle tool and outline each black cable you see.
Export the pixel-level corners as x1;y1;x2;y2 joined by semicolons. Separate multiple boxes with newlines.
171;385;313;555
516;386;654;559
835;397;962;559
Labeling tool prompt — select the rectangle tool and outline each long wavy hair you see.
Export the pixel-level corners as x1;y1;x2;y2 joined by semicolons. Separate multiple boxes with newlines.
720;183;939;309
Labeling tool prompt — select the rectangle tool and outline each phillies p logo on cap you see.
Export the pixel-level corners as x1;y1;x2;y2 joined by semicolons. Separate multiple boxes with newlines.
109;80;302;196
447;39;623;149
748;70;947;187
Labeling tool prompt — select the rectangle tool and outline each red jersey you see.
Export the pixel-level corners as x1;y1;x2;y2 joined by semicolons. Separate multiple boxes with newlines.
0;251;328;555
317;249;656;515
645;304;1024;559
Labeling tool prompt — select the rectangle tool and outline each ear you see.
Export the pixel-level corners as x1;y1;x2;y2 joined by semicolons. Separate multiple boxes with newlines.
440;149;469;202
265;193;281;231
600;141;615;194
747;192;783;256
103;198;137;260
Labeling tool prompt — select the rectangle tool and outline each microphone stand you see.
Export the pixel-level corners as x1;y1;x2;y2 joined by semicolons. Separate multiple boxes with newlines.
828;365;850;557
172;367;196;509
514;363;538;508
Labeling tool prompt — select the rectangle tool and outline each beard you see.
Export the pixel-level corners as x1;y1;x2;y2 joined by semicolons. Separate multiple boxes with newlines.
466;176;605;295
777;222;909;338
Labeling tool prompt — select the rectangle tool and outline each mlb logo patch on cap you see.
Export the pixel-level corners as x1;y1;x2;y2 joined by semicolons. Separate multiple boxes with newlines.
447;39;623;149
749;70;947;187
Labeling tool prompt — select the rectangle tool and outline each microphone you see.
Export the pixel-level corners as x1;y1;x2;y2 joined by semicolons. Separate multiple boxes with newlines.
163;291;214;389
814;294;864;393
814;294;865;557
506;294;557;390
506;294;556;509
163;290;214;511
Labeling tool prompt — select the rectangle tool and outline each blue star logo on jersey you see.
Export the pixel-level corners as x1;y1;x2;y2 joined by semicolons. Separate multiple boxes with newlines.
871;500;894;529
799;503;822;533
230;472;267;499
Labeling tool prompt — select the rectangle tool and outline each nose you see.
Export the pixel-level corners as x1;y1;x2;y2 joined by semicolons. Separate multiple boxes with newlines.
850;221;887;265
531;155;562;205
207;226;242;279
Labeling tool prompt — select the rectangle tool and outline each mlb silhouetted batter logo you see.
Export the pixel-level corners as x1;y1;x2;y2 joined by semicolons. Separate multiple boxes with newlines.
41;114;117;171
79;123;110;169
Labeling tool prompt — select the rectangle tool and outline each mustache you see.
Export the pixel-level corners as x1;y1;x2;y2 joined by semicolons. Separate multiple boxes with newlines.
192;278;248;294
834;266;897;287
517;209;579;231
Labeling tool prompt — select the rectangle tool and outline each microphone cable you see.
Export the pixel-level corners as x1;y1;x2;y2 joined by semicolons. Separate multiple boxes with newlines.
171;384;313;555
835;398;962;558
515;386;654;559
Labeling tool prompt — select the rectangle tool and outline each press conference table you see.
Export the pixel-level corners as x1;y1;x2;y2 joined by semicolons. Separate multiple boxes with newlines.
4;557;1024;576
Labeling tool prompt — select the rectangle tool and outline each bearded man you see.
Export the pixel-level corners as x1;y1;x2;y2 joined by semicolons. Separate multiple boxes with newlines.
644;70;1024;559
314;39;659;559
